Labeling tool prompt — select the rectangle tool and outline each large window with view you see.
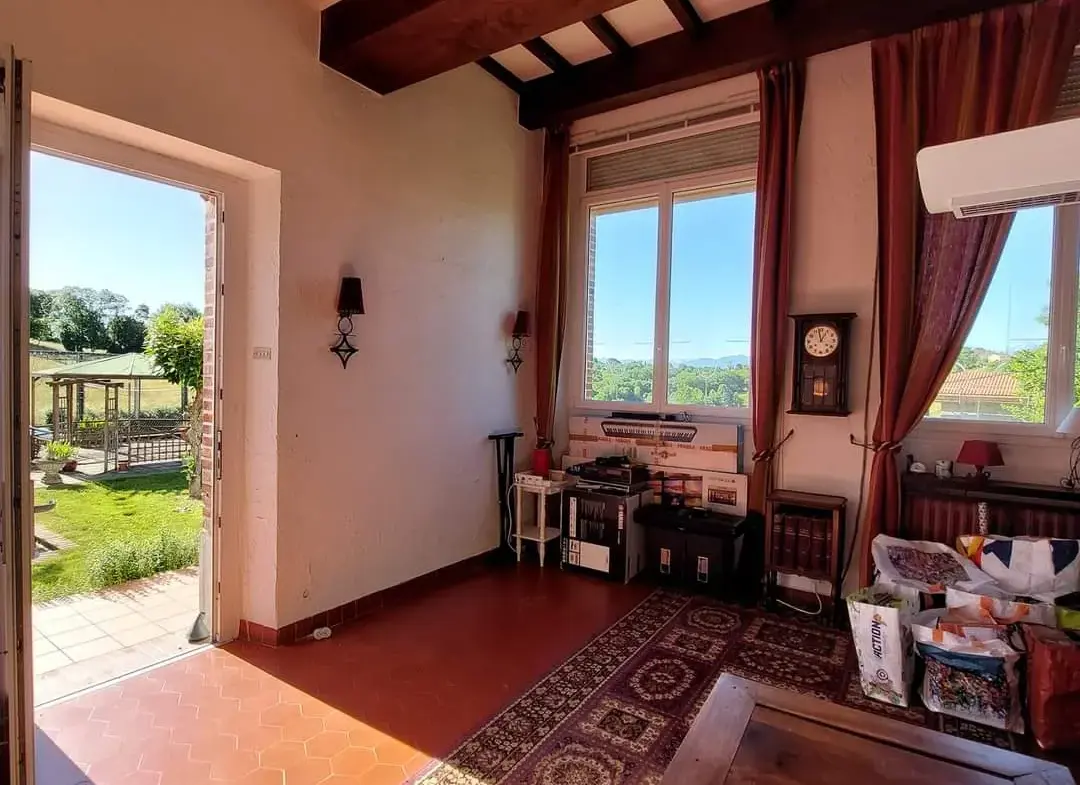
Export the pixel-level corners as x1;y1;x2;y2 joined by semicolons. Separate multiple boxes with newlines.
583;183;755;413
927;204;1080;429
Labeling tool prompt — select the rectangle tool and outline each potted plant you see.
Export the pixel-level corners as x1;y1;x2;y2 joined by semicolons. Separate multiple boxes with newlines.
39;441;75;485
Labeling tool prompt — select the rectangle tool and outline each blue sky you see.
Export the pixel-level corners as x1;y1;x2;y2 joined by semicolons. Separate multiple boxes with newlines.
29;151;206;311
591;193;1052;361
964;205;1053;353
592;191;754;362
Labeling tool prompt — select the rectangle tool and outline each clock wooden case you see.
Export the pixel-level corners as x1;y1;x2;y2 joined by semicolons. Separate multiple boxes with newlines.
789;313;856;416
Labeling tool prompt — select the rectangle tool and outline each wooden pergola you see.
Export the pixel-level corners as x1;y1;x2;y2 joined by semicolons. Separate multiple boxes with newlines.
32;353;175;472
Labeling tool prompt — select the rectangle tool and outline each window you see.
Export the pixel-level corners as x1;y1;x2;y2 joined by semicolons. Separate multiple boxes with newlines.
927;204;1080;429
577;121;757;415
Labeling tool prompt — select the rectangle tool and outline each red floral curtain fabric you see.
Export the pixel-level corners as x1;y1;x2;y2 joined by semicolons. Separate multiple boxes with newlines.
749;62;805;515
534;128;570;448
860;0;1080;583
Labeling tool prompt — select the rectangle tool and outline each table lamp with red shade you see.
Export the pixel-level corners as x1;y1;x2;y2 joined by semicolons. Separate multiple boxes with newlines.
956;439;1004;481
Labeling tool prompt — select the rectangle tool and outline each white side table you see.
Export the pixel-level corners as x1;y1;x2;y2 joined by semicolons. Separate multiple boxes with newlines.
514;474;574;567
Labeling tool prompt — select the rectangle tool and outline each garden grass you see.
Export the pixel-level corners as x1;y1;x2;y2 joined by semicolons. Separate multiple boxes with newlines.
32;471;202;602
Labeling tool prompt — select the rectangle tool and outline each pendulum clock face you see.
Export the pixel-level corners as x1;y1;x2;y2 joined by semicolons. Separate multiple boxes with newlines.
789;314;855;416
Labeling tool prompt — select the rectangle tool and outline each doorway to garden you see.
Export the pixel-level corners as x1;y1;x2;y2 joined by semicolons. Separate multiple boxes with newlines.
27;148;221;705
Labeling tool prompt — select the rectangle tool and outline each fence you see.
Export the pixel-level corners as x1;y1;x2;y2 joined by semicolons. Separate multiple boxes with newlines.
56;416;190;469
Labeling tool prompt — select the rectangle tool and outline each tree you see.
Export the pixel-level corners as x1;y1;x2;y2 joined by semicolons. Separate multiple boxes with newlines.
95;289;129;319
29;290;54;341
155;303;201;322
134;304;150;323
107;314;146;353
53;291;108;351
145;305;204;498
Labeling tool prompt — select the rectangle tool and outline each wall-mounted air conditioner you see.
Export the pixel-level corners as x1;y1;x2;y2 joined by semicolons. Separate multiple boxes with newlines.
917;117;1080;218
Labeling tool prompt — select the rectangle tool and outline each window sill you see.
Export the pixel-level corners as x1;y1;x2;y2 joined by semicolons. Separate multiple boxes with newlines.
572;404;751;427
911;419;1070;448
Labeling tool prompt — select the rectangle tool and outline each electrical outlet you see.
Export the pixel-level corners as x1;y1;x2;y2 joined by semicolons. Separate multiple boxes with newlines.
252;346;272;360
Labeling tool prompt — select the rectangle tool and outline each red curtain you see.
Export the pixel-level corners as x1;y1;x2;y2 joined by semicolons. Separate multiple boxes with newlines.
750;62;805;515
534;128;570;448
859;0;1080;584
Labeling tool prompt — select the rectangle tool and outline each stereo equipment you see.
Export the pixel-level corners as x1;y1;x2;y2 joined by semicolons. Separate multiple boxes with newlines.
562;487;651;583
570;457;651;494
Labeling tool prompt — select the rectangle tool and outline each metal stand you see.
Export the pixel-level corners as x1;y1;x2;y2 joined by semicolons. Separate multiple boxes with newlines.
489;429;523;557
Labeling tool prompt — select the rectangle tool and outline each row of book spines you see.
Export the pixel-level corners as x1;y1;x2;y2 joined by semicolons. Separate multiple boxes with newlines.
770;514;832;573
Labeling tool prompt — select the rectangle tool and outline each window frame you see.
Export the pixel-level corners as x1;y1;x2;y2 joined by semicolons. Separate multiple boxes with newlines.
918;203;1080;440
568;138;757;421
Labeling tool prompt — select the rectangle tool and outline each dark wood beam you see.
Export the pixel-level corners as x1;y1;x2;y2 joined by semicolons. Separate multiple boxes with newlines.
519;0;1033;129
477;57;524;92
662;0;703;33
320;0;637;94
523;38;572;73
584;15;631;54
768;0;797;19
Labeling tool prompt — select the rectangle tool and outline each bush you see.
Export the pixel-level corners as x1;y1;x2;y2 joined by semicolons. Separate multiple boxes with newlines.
84;530;199;589
182;453;197;485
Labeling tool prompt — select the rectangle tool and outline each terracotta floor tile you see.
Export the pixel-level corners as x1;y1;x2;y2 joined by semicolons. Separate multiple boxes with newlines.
305;730;349;759
280;756;332;785
260;702;302;728
36;565;651;785
330;747;378;777
372;739;416;768
238;769;286;785
355;763;408;785
260;740;308;770
279;715;325;743
208;748;259;780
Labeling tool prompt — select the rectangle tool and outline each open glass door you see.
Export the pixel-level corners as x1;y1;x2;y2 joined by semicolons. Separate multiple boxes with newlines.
0;46;33;785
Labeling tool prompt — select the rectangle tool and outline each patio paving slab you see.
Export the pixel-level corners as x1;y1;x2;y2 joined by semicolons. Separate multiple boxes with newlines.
32;566;204;705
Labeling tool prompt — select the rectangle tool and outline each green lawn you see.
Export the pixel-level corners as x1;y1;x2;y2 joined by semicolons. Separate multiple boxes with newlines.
32;472;202;602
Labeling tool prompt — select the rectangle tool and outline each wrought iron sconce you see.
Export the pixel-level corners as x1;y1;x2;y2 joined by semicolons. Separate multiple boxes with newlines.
506;310;530;373
330;277;364;369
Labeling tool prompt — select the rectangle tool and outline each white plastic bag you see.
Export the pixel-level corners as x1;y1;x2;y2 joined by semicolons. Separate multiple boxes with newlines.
847;587;915;707
871;534;995;594
913;622;1024;732
945;586;1057;627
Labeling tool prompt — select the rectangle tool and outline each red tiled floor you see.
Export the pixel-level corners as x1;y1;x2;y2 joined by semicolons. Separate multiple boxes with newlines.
36;563;651;785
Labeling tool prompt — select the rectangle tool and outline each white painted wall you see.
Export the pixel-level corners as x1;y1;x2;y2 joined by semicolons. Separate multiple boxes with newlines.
1;0;541;629
776;44;879;595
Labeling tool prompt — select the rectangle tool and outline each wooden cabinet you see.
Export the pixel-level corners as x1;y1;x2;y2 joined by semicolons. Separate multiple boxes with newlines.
764;489;846;624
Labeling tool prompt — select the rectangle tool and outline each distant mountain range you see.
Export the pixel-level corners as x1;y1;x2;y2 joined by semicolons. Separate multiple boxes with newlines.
595;355;751;367
676;356;750;368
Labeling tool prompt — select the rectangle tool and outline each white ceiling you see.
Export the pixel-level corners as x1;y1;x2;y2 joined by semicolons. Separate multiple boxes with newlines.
493;0;769;81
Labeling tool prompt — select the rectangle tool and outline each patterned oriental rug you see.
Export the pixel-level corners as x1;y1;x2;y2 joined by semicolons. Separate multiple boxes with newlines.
414;589;1019;785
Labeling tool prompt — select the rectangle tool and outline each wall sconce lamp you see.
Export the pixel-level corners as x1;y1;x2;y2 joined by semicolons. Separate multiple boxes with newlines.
330;277;364;369
506;310;530;373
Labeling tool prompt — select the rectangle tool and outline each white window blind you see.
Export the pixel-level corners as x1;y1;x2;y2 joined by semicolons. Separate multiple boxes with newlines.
585;122;758;193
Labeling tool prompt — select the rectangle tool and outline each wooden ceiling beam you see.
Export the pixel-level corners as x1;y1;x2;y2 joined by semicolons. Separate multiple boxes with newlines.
662;0;704;33
523;38;573;73
320;0;637;94
584;15;631;54
519;0;1034;129
477;57;525;92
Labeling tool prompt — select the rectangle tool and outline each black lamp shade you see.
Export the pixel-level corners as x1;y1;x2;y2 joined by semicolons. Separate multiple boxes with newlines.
512;310;530;338
337;277;365;316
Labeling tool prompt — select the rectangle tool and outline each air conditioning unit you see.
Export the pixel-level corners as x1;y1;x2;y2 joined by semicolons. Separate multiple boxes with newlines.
916;117;1080;218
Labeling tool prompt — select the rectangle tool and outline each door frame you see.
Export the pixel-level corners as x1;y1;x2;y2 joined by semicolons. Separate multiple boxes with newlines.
30;120;240;645
0;47;34;785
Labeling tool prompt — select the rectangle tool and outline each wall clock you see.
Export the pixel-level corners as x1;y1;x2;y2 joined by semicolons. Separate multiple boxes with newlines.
789;313;856;416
